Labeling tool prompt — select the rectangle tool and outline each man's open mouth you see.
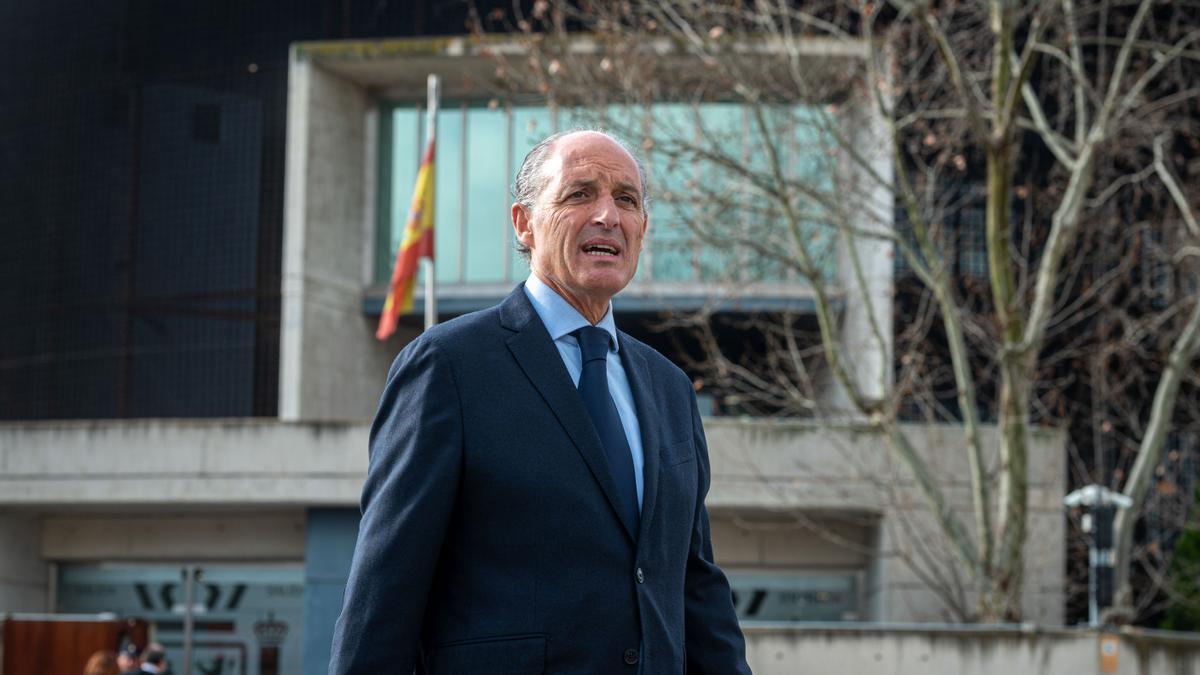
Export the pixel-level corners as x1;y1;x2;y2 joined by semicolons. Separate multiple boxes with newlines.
582;242;621;257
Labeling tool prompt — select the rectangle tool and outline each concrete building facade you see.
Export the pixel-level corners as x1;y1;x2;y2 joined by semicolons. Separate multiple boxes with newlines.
0;34;1067;675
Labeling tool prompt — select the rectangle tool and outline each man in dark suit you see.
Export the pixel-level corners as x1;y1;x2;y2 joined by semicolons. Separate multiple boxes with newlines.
329;130;751;674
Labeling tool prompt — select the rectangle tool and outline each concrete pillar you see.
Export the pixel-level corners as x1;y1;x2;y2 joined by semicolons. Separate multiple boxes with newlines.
823;89;895;413
0;512;48;612
280;48;398;422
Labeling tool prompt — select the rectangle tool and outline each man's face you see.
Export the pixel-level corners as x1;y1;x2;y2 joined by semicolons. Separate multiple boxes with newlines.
513;132;648;316
117;653;137;671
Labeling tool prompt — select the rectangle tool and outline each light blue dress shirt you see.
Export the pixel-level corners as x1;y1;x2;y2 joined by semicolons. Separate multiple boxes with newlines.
523;274;645;509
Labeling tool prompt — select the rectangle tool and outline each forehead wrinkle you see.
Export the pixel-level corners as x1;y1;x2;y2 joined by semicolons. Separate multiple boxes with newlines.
536;132;645;209
559;162;640;190
560;178;599;192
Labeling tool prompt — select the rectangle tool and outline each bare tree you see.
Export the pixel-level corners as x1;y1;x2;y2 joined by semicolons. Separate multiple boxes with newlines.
475;0;1200;623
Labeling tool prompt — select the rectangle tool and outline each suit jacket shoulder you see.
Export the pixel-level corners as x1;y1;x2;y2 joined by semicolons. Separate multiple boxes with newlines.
403;303;505;354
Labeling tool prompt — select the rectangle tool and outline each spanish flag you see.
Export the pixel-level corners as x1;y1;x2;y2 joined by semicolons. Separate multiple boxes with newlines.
376;139;435;340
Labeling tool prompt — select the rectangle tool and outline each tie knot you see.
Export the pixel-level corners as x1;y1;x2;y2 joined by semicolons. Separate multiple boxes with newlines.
574;326;611;364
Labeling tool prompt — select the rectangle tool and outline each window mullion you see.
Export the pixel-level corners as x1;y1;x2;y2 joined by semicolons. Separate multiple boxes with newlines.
458;104;468;284
504;104;514;282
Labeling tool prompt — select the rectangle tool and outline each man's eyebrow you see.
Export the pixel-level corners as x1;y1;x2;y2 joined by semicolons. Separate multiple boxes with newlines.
559;179;598;194
612;180;642;197
558;178;641;198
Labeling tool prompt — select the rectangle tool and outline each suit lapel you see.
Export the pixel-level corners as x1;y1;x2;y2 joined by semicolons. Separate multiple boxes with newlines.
501;286;638;543
619;334;662;543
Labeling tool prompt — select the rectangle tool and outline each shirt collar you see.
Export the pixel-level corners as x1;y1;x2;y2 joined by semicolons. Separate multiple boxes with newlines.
524;274;619;352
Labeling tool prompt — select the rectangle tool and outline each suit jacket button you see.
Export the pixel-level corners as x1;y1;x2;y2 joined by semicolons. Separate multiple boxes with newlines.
624;648;639;665
635;567;645;584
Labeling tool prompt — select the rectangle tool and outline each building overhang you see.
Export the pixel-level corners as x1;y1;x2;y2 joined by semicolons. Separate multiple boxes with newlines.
279;32;893;419
294;34;871;102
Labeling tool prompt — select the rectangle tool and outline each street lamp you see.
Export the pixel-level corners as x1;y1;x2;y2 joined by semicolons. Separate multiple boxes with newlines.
1064;484;1133;626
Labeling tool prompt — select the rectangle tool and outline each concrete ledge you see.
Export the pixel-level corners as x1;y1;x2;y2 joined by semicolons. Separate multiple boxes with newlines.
0;419;367;506
742;624;1200;675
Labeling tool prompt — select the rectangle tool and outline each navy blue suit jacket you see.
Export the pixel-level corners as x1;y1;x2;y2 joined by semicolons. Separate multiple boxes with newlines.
329;285;751;674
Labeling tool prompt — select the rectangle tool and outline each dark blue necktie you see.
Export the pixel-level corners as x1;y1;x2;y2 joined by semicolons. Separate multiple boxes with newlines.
574;326;639;539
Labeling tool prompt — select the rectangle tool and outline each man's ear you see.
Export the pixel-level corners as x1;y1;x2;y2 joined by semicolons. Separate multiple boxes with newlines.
512;203;535;250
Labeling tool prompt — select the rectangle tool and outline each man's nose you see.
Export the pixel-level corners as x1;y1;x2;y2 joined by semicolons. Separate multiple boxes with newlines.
592;194;621;228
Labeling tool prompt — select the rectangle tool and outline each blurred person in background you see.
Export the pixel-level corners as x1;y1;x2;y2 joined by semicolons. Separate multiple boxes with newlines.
117;641;141;675
138;643;169;674
82;651;120;675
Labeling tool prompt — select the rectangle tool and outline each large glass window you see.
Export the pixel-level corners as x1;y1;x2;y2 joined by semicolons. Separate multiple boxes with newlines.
376;101;837;288
729;570;864;622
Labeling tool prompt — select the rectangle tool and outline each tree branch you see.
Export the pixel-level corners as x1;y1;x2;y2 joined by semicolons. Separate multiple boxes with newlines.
890;0;992;144
1114;291;1200;610
1017;86;1077;167
1062;0;1090;145
1153;131;1199;254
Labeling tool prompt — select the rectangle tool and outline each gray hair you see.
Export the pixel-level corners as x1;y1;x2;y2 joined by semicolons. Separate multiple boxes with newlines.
512;128;650;262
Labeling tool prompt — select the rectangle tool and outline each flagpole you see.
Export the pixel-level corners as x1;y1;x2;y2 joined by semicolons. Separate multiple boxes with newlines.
423;74;440;331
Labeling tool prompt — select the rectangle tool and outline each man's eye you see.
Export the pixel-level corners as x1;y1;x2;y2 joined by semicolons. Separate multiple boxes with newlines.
618;195;638;205
568;190;588;199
